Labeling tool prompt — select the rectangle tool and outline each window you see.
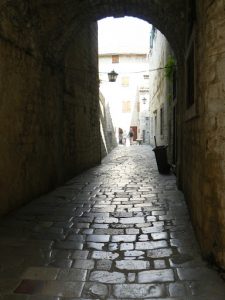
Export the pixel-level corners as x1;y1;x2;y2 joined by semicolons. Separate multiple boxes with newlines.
122;101;131;113
143;75;149;79
121;76;129;87
112;55;119;63
160;107;164;135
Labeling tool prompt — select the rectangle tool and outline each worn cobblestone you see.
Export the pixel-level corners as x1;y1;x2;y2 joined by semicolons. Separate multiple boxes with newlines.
138;269;175;283
89;271;126;283
113;283;166;298
0;146;225;299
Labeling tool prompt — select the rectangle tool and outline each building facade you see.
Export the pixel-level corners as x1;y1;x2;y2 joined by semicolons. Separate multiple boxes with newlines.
99;52;149;144
149;27;176;165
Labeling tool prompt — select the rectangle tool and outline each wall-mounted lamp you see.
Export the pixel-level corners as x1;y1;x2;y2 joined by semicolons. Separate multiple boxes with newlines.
108;70;118;82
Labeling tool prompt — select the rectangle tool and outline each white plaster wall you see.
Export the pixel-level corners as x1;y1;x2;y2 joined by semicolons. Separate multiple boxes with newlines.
149;30;173;148
99;53;149;142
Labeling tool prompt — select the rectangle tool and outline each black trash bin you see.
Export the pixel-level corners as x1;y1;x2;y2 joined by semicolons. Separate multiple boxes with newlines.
152;145;170;174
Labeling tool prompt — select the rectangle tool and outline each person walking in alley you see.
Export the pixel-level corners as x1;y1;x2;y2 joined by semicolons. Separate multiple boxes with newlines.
119;128;123;144
129;128;134;145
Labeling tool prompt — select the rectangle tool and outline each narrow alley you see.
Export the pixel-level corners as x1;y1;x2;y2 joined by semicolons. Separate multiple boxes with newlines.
0;145;224;299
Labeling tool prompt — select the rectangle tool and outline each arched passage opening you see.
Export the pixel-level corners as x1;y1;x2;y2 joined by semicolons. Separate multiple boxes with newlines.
0;0;186;214
97;16;177;165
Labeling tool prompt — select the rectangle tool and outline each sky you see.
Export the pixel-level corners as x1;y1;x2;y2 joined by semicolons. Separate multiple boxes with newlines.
98;17;151;54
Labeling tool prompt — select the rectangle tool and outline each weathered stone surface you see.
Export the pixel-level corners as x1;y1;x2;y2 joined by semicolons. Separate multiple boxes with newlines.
124;250;145;257
108;243;119;251
142;227;164;234
89;271;126;283
95;217;118;224
71;250;89;259
57;268;87;281
126;228;140;234
67;235;86;242
169;282;186;297
86;242;104;250
84;282;109;298
146;216;157;222
0;18;100;217
120;217;145;224
138;234;149;241
86;235;110;242
96;260;112;271
116;260;149;270
127;273;136;283
91;224;109;229
153;260;166;269
181;0;225;269
113;284;166;298
73;259;95;270
176;267;222;281
151;232;168;240
50;259;73;268
54;241;83;250
94;228;124;235
147;248;173;258
138;269;175;283
1;146;225;299
136;241;168;250
120;243;134;251
15;280;84;297
91;251;119;260
111;235;136;242
81;228;94;235
22;267;59;280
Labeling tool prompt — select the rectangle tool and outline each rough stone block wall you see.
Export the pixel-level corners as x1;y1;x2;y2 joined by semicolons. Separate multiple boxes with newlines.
63;22;101;176
0;39;62;215
0;17;100;215
99;92;117;158
182;0;225;268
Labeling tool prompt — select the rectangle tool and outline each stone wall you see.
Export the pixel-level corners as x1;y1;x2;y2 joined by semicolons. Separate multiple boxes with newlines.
0;16;100;215
99;92;117;158
63;22;101;175
182;0;225;268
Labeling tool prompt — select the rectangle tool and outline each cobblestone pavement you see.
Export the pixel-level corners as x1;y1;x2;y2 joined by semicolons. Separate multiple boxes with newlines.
0;145;225;300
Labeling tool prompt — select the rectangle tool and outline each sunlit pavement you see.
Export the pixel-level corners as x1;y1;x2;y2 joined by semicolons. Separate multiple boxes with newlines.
0;145;225;299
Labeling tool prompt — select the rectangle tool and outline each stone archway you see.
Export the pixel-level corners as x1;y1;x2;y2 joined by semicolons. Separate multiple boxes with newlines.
45;1;186;64
0;1;186;63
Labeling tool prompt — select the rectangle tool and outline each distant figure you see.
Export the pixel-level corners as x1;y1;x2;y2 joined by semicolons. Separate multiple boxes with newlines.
129;128;134;145
119;128;123;144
